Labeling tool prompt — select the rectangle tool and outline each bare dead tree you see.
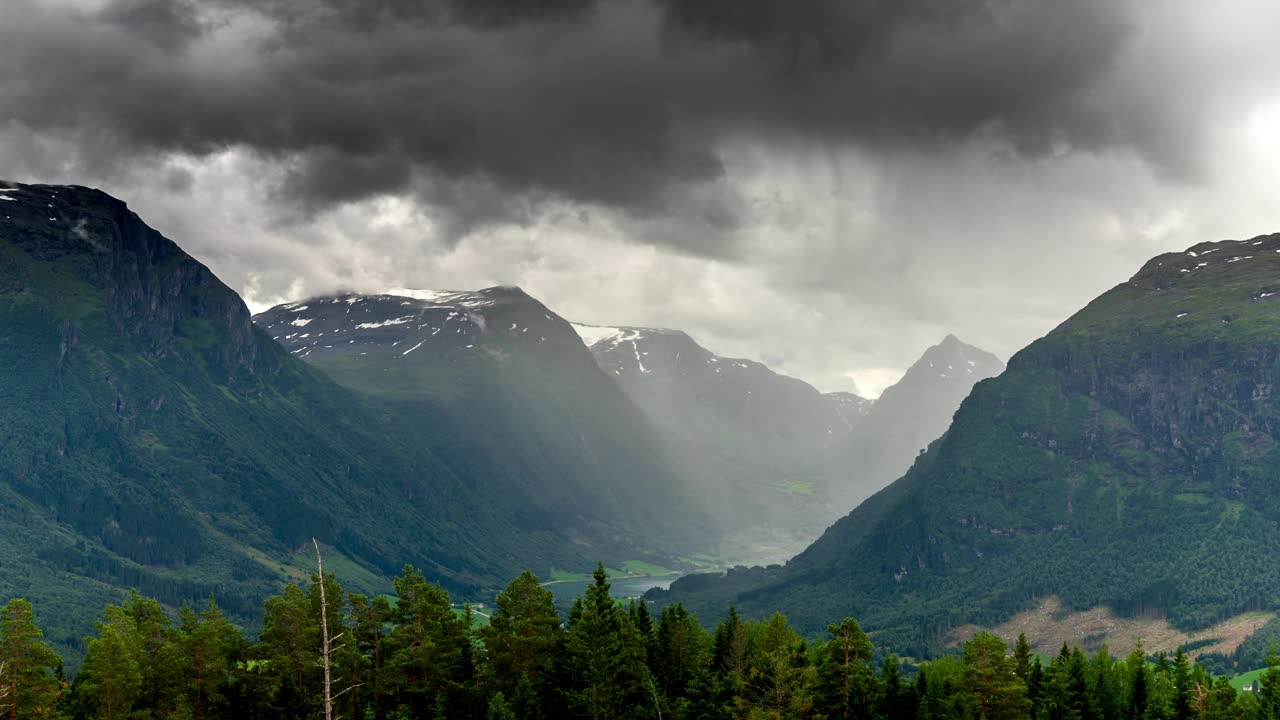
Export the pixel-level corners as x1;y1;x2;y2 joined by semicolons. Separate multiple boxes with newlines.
314;539;335;720
313;539;362;720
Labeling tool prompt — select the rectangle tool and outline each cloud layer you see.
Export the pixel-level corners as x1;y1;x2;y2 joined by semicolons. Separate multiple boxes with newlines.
2;0;1279;394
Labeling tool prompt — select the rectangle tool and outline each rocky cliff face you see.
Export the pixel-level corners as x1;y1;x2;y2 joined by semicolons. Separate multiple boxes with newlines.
1;182;268;381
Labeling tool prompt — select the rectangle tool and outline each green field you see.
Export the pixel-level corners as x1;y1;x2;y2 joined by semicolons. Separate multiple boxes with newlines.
451;606;491;631
547;568;589;583
770;480;815;496
547;561;676;584
1231;667;1268;691
618;560;677;577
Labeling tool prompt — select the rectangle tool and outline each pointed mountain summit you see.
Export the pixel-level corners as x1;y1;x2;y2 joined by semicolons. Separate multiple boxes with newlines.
656;233;1280;661
822;335;1005;508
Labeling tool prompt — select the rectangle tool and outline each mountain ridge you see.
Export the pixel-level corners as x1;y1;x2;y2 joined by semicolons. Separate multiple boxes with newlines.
654;233;1280;666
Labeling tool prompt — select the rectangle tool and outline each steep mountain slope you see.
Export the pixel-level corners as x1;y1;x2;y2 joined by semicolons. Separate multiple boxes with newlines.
571;323;853;561
823;336;1004;508
0;182;615;653
656;234;1280;656
254;291;711;560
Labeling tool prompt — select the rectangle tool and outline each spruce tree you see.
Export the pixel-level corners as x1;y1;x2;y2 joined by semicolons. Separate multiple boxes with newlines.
1014;632;1033;680
565;563;650;719
1172;647;1192;720
742;613;813;719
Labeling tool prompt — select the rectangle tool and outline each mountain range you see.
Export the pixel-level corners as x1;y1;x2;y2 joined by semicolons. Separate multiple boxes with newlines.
0;179;999;661
253;288;712;561
570;323;1001;562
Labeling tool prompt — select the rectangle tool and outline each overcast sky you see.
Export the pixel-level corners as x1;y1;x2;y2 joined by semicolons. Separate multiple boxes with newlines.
3;0;1279;396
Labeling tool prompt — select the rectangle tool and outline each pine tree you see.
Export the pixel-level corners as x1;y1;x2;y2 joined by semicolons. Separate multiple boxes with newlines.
0;599;62;720
383;565;472;719
121;590;176;714
176;596;243;720
962;632;1028;720
259;583;320;719
478;570;564;715
76;605;145;720
815;617;875;720
348;592;393;715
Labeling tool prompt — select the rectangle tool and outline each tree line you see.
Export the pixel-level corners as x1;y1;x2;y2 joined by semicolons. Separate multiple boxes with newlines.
2;562;1279;720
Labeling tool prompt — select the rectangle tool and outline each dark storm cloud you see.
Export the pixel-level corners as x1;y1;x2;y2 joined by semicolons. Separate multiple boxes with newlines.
99;0;203;48
0;0;1149;248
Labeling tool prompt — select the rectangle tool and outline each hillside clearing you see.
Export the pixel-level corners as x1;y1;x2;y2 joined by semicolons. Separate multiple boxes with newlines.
950;596;1274;658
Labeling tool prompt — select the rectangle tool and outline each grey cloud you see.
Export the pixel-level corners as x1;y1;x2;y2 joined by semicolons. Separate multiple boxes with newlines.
0;0;1164;252
99;0;203;49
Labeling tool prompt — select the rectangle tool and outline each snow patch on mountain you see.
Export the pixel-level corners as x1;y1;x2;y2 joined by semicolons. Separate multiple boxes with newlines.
572;323;627;348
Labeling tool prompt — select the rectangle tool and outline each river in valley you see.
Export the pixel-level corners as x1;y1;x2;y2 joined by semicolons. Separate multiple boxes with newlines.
544;574;679;608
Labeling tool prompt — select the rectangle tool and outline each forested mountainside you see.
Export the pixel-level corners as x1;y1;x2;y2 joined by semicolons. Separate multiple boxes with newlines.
254;290;713;559
0;182;632;657
656;234;1280;665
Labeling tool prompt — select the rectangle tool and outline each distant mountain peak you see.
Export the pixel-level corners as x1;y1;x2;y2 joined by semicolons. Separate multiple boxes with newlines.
910;334;1003;382
571;323;690;351
255;286;576;363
